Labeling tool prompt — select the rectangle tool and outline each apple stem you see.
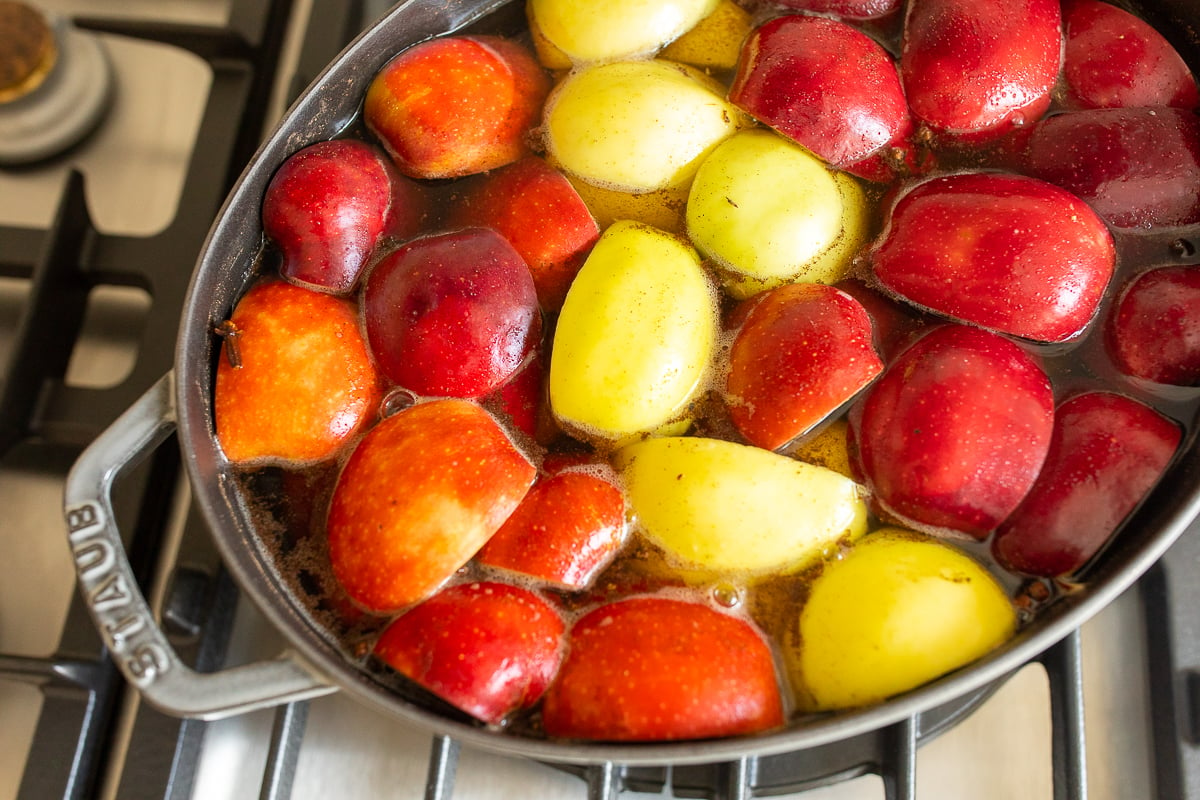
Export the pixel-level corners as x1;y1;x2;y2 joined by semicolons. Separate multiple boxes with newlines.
213;320;243;368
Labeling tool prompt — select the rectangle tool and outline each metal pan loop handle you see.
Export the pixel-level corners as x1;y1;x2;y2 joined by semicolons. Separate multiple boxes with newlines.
62;371;335;719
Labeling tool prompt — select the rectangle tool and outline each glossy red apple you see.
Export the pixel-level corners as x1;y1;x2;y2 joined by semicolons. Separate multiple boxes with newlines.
362;227;542;399
901;0;1061;144
1017;107;1200;229
541;596;784;741
364;35;550;179
849;324;1055;540
326;399;536;611
214;279;382;464
870;171;1115;343
446;156;600;312
262;139;428;294
1106;265;1200;386
475;467;626;589
834;277;933;361
725;282;883;451
730;14;916;177
483;348;545;440
1060;0;1200;111
992;391;1181;577
373;581;564;724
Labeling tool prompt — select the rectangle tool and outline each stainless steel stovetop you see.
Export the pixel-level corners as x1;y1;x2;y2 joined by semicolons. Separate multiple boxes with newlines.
0;1;1189;798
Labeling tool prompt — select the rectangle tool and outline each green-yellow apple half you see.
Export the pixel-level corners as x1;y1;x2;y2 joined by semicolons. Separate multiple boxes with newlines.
687;128;870;299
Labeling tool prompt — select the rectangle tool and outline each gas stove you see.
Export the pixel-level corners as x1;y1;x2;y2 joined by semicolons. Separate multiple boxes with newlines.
0;1;1197;798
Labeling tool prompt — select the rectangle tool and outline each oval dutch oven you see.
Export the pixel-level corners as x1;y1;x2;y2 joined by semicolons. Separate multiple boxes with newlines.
63;0;1200;770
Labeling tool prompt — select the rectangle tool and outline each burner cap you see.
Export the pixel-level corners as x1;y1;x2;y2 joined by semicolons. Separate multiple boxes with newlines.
0;2;55;103
0;3;112;165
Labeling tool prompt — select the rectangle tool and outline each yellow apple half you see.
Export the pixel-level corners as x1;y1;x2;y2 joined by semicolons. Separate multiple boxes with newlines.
791;528;1017;711
543;59;746;194
549;220;717;442
616;436;869;577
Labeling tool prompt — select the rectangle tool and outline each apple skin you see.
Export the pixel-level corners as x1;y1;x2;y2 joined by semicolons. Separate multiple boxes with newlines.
526;0;721;65
373;581;564;724
1060;0;1200;111
362;227;542;400
548;220;717;443
901;0;1061;144
685;128;869;297
992;391;1181;578
834;277;934;361
615;436;869;577
730;14;914;172
214;279;382;464
542;59;747;195
1105;266;1200;386
1016;107;1200;230
540;596;784;741
791;528;1016;711
364;35;549;179
446;156;600;312
870;171;1115;343
483;348;546;441
725;282;884;451
768;0;901;20
262;139;428;295
475;467;626;589
849;324;1055;540
326;399;537;612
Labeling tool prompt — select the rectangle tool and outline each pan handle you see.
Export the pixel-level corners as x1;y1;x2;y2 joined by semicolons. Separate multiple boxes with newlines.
63;372;336;719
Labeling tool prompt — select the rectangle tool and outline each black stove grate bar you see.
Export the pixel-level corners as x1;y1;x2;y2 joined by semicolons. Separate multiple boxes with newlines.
0;651;113;800
283;0;368;111
880;716;916;800
0;169;94;456
0;654;103;689
586;761;622;800
15;666;118;800
0;80;261;449
110;512;246;800
1142;521;1200;800
427;734;462;800
261;699;311;800
73;18;259;63
1045;626;1087;800
76;0;296;189
4;438;183;800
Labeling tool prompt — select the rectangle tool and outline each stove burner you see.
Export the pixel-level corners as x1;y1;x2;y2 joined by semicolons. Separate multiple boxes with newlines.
0;2;112;166
0;2;54;101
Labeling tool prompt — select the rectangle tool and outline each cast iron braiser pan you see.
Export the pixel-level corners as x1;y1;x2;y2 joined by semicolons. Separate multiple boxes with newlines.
64;0;1200;768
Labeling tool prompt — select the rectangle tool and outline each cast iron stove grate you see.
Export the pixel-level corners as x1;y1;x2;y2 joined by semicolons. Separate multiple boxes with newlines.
0;1;1198;799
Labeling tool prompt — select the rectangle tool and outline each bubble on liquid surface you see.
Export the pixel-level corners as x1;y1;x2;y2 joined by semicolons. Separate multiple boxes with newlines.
712;581;742;608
